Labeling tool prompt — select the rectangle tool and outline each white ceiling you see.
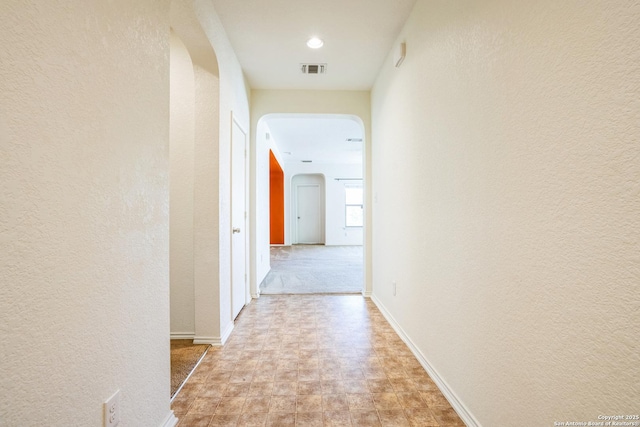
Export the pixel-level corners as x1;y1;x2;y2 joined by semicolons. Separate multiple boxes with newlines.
266;115;364;165
211;0;417;90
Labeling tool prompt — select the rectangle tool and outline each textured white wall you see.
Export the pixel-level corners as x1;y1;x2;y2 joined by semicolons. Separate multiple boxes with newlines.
0;1;172;425
193;64;222;342
170;31;196;336
250;90;372;294
194;0;251;336
169;0;250;344
371;1;640;425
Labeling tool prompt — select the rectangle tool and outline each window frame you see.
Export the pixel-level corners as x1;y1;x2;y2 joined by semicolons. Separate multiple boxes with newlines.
344;182;363;228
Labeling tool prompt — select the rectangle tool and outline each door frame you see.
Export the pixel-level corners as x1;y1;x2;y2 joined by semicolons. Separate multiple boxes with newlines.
291;173;325;245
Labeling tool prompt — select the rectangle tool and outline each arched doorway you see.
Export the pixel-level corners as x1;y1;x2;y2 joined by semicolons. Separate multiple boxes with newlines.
253;114;366;295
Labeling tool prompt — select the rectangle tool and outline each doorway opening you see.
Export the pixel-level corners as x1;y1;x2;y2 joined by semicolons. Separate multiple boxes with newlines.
256;114;365;295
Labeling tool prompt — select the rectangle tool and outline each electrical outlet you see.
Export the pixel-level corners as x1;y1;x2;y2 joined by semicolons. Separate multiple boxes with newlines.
393;281;397;296
104;390;120;427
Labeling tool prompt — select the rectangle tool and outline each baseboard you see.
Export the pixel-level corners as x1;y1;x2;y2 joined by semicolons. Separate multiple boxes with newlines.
170;332;195;340
220;321;234;345
159;411;178;427
362;290;372;298
193;336;220;345
193;322;234;346
371;294;480;427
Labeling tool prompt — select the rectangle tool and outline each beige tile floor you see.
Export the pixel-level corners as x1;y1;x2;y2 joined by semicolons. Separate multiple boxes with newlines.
172;295;465;427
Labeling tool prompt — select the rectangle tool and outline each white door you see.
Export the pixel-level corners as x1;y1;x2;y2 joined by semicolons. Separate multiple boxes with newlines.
231;118;247;320
296;184;321;243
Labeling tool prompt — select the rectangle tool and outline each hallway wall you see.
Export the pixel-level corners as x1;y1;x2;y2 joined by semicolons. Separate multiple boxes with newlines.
170;31;196;337
170;0;251;344
192;0;251;341
0;1;172;425
371;1;640;425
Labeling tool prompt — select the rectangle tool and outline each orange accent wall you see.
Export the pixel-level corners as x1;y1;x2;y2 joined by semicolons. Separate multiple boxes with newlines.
269;150;285;244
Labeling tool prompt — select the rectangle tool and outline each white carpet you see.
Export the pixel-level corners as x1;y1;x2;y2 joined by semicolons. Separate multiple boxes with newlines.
260;245;363;294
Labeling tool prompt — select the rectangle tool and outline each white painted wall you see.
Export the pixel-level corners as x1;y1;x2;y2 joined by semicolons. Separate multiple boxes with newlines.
193;64;222;343
371;1;640;426
250;90;372;295
193;0;251;340
170;31;196;337
169;0;250;344
0;1;173;425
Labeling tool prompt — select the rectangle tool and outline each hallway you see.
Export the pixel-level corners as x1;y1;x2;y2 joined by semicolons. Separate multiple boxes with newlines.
2;1;638;425
171;295;464;426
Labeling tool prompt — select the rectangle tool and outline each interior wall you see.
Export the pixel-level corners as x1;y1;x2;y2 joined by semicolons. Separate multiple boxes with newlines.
371;1;640;425
169;0;251;344
193;0;251;338
269;150;285;245
193;64;221;343
0;1;173;425
250;90;373;295
169;31;196;337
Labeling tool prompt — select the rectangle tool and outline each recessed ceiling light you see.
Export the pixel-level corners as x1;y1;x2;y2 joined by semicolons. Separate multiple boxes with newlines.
306;37;324;49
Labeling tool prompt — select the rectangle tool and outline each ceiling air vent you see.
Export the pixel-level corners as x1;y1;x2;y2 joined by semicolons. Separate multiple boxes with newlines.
346;138;363;142
301;63;327;74
301;160;313;163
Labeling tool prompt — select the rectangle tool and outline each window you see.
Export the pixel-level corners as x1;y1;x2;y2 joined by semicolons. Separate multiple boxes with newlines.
345;183;363;227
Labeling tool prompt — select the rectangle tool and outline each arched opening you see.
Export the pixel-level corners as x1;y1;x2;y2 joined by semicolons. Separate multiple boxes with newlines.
254;113;367;295
169;1;223;400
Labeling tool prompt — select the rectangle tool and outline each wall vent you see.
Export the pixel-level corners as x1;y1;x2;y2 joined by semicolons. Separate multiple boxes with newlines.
346;138;363;142
301;160;313;163
301;63;327;74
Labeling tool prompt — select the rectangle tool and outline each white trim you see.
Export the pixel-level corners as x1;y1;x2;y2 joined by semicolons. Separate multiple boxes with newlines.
371;294;480;427
221;321;234;345
170;333;195;340
193;336;221;346
193;322;234;346
362;290;372;298
159;411;178;427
